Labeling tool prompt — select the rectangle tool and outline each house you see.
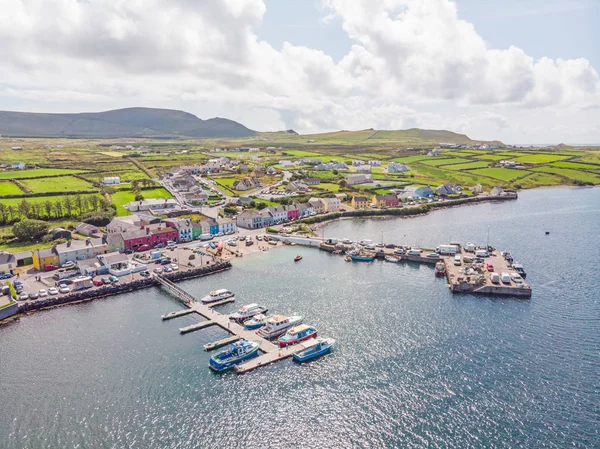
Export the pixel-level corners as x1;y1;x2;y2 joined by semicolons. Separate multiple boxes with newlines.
33;247;60;271
238;164;250;173
368;160;381;166
491;186;504;196
356;165;372;173
106;233;125;253
232;177;261;191
125;199;179;213
436;184;457;196
427;148;440;157
75;222;101;237
286;205;300;220
77;257;108;277
295;202;312;217
335;193;347;202
320;197;341;212
399;186;434;200
236;210;264;229
308;198;325;214
261;206;288;223
166;218;193;242
352;160;363;166
388;162;409;173
372;194;400;208
11;146;22;151
470;184;483;194
285;181;309;193
48;228;72;240
217;218;236;234
266;166;278;175
345;174;373;186
103;176;120;184
351;196;369;209
183;191;209;205
172;176;196;191
55;239;96;265
305;178;320;185
236;197;254;206
191;221;203;240
0;251;17;274
301;158;322;165
150;226;178;246
97;252;132;277
415;186;434;198
11;162;25;170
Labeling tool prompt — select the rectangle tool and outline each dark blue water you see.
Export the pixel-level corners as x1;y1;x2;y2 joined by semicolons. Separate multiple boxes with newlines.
1;187;599;448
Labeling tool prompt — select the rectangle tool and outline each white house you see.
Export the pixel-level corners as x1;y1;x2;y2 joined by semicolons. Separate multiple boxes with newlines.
217;218;236;234
11;162;25;170
388;162;409;173
346;174;373;185
320;197;341;212
491;186;503;196
103;176;120;184
261;206;288;223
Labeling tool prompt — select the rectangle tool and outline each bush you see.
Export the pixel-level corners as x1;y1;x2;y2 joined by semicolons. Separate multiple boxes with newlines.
12;219;50;241
79;210;116;226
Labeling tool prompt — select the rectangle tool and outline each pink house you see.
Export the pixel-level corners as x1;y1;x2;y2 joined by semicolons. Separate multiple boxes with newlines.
287;205;300;220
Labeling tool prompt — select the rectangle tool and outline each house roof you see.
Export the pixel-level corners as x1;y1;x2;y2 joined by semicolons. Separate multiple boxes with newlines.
0;251;16;264
99;252;129;265
151;227;176;235
353;196;368;202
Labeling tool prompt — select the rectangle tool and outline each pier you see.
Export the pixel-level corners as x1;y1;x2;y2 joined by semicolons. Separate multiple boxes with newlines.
155;274;291;372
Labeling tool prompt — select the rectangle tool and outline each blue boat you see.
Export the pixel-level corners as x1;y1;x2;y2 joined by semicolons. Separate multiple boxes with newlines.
293;337;336;363
243;313;268;330
347;250;375;262
209;340;261;372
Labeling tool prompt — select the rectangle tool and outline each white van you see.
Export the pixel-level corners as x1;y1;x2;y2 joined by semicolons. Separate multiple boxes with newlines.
360;239;373;246
407;249;422;256
501;272;511;284
490;272;500;284
453;254;461;266
475;249;488;258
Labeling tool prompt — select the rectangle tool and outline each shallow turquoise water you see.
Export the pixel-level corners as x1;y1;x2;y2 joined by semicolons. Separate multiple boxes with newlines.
0;187;599;448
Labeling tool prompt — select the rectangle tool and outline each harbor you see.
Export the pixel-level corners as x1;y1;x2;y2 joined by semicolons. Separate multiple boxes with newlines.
155;275;320;373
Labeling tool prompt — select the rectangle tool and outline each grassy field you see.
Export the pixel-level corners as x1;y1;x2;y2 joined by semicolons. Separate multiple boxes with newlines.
514;154;571;164
0;193;102;207
470;167;529;182
549;161;600;171
21;176;95;193
444;161;491;170
111;188;172;216
0;168;88;180
420;157;472;167
317;182;341;192
0;181;24;196
529;167;600;184
472;154;507;161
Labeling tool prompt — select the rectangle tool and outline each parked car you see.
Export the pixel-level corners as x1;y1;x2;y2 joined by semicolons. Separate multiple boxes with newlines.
62;261;75;268
102;277;111;284
154;243;165;249
160;259;172;265
140;271;150;277
108;276;119;283
426;253;440;259
18;292;29;301
228;240;237;247
48;287;59;295
38;289;49;297
153;267;163;274
93;279;104;286
256;235;263;241
0;273;13;279
486;263;494;272
163;266;173;273
136;244;151;252
29;292;39;300
58;285;70;294
170;264;179;271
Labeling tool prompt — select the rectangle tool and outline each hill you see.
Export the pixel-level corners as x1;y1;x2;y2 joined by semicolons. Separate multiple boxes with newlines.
0;107;255;138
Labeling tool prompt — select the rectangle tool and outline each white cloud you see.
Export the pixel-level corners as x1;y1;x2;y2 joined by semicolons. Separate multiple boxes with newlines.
0;0;598;143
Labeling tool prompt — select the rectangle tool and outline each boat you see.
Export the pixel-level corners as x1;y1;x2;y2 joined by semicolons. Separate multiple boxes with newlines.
435;261;446;276
293;337;336;363
257;315;304;339
243;313;269;330
512;262;527;278
349;253;375;262
294;255;303;262
384;255;400;263
209;340;261;372
278;324;317;347
230;303;268;322
344;255;352;262
200;289;235;304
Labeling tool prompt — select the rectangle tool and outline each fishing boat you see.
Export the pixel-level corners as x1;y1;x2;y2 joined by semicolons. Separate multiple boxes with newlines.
209;340;261;372
200;289;235;304
384;255;400;263
294;255;303;262
257;315;304;339
278;324;317;347
243;313;269;330
435;261;446;276
348;252;375;262
293;338;336;363
230;303;268;322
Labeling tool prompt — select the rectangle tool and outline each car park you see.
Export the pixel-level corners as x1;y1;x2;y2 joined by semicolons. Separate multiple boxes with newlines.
29;292;39;300
18;292;29;301
48;287;59;295
93;279;104;286
38;289;49;297
108;276;119;283
58;285;70;294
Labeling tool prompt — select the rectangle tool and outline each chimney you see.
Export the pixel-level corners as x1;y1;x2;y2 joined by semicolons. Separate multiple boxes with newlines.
146;227;150;234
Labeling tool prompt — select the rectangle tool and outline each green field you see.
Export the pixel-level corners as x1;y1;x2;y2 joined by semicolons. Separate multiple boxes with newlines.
213;177;237;187
111;188;173;216
392;155;431;163
21;176;95;193
317;182;341;192
421;157;472;167
0;193;102;208
516;172;565;189
470;167;529;182
0;181;24;196
280;150;326;158
549;161;600;171
0;168;88;180
530;167;600;184
514;154;571;164
472;154;507;161
444;161;491;170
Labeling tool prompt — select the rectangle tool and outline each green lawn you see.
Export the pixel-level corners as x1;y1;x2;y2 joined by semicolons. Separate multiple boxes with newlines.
444;161;491;170
0;181;24;196
529;167;600;184
514;154;571;164
317;183;341;192
280;150;326;158
112;187;173;216
213;177;237;187
516;172;565;188
470;167;529;182
21;176;95;193
0;168;88;180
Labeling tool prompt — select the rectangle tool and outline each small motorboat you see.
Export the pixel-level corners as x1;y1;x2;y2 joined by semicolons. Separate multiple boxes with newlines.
435;261;446;276
293;337;335;363
294;255;303;262
243;313;269;330
201;289;235;304
344;255;352;262
257;315;304;339
209;340;261;372
230;303;268;322
384;255;400;263
278;324;317;347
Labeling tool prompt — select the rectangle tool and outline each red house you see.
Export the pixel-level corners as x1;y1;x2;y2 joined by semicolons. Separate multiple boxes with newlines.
151;226;178;245
121;227;155;250
372;194;400;208
286;205;300;220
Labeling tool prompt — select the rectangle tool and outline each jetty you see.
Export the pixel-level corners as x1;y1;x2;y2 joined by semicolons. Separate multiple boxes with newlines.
155;274;300;372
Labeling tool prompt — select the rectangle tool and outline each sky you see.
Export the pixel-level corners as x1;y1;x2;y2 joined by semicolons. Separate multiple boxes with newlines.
1;0;599;144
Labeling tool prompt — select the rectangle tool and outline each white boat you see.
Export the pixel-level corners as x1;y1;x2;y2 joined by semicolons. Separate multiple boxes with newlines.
230;303;268;322
384;255;400;263
243;313;269;330
200;289;235;304
257;315;304;339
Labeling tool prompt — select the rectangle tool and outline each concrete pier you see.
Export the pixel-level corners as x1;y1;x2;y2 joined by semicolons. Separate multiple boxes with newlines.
162;309;196;320
235;339;314;374
204;335;240;351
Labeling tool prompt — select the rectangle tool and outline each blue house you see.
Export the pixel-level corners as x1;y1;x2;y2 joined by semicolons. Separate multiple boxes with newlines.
415;186;434;198
209;219;219;235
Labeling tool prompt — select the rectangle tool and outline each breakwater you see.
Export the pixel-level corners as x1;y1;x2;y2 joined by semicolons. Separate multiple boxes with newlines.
7;262;232;319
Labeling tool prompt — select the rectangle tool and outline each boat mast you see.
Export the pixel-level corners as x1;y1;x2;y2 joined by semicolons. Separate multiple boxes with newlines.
486;226;490;248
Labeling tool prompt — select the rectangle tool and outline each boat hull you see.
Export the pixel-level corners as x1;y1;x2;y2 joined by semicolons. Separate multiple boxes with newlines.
278;331;317;347
230;307;268;322
209;345;260;372
201;293;235;304
243;322;266;330
349;255;374;262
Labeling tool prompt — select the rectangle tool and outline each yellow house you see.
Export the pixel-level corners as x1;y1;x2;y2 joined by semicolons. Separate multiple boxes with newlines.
33;247;59;271
351;196;369;209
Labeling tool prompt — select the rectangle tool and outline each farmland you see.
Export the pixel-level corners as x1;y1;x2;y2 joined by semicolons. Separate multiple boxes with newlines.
111;187;172;216
0;181;24;196
21;176;95;193
470;168;527;182
0;168;88;180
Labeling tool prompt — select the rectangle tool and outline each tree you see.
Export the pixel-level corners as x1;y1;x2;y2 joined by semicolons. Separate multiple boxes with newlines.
134;193;144;201
63;196;74;216
44;200;53;218
75;194;84;214
332;170;339;175
339;180;347;188
53;201;64;218
18;199;31;219
89;195;100;211
0;203;7;224
12;219;50;241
